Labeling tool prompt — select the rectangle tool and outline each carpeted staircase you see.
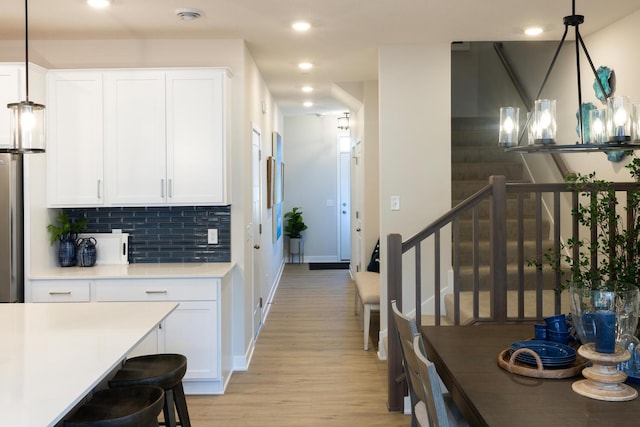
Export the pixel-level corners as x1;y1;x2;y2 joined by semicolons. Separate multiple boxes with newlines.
446;117;566;324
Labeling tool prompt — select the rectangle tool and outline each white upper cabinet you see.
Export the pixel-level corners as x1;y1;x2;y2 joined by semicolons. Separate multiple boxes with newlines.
46;67;231;207
105;71;167;205
166;70;228;205
46;71;105;207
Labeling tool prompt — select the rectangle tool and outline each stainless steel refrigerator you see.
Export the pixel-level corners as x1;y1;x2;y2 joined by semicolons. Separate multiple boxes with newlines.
0;152;24;303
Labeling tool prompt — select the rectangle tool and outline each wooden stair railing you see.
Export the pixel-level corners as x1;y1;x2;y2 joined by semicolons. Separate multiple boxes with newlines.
386;175;639;411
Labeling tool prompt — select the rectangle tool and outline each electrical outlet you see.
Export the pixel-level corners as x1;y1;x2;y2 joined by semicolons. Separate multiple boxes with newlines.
208;229;219;245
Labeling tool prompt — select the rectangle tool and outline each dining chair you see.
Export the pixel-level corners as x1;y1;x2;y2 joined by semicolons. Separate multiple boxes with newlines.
391;300;468;427
390;300;429;427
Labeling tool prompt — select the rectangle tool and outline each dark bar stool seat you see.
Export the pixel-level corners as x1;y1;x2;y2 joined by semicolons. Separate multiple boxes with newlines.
109;354;191;427
64;385;164;427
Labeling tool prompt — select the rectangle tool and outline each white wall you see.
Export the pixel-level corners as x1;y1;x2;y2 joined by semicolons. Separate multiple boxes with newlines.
378;43;452;339
282;114;342;262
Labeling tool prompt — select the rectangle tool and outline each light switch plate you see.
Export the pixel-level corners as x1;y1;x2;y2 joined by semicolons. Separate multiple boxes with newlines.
391;196;401;211
208;229;219;245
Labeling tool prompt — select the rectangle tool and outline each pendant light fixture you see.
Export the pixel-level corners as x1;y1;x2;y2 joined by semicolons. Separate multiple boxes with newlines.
337;112;350;130
500;0;640;153
6;0;45;153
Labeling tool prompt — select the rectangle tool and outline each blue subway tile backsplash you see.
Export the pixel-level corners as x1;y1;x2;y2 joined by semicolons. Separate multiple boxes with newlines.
66;206;231;263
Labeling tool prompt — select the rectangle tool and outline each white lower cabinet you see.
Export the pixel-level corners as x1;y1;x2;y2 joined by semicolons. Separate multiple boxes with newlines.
28;275;232;394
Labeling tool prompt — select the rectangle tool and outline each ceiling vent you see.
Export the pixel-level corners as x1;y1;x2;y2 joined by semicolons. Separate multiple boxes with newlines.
175;8;203;21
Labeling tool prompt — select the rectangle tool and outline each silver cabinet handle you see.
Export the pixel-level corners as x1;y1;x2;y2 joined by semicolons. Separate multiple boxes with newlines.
49;291;71;295
97;180;102;199
161;179;165;197
145;290;168;294
168;179;173;198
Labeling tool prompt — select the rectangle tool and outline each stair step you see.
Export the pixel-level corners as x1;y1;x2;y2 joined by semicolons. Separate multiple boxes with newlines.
452;162;524;180
451;117;497;131
452;146;522;163
454;265;562;292
455;217;551;240
455;240;555;266
452;198;540;219
452;179;530;200
443;290;571;325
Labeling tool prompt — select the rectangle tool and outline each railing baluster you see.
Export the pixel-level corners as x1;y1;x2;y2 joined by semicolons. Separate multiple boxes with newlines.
535;191;543;320
490;176;508;323
472;206;480;321
553;191;562;314
434;230;441;326
453;217;461;326
517;192;524;319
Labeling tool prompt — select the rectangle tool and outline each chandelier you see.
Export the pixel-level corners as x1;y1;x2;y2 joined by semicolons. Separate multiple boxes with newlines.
499;0;640;153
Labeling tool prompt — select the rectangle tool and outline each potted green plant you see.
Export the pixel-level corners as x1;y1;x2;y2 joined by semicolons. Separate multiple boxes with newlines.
47;211;87;267
534;157;640;344
284;207;308;259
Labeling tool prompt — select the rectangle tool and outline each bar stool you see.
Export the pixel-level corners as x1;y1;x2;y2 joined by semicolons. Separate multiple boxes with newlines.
64;385;164;427
109;354;191;427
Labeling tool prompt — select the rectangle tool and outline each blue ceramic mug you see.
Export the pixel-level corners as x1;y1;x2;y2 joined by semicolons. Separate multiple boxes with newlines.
534;324;547;340
544;314;569;333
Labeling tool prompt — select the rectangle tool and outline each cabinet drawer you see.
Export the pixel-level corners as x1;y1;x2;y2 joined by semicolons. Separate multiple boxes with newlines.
31;281;91;302
95;278;218;302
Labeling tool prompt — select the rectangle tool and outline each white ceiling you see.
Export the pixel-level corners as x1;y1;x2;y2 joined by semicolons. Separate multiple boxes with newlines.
2;0;639;116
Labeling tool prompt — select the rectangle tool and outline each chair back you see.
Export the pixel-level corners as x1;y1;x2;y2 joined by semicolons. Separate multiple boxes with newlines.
390;301;427;406
413;334;451;427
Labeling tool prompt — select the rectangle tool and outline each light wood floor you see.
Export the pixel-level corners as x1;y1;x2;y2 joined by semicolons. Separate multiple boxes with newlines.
186;263;409;426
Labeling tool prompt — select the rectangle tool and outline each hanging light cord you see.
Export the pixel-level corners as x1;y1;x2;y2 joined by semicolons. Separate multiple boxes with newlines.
24;0;30;102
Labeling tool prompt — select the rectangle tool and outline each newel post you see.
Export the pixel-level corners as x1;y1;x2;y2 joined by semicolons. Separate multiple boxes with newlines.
489;175;508;323
387;233;404;411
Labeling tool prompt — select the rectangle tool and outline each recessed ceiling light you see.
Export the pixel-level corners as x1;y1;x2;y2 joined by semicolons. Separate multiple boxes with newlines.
298;62;313;71
524;27;544;36
175;8;203;21
301;86;313;93
292;21;311;32
87;0;111;8
303;101;313;107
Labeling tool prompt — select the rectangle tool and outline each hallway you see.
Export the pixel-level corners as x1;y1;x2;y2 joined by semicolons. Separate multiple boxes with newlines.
186;263;408;426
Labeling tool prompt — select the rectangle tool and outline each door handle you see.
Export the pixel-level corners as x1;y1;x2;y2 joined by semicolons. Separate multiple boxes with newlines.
356;228;361;232
254;244;261;249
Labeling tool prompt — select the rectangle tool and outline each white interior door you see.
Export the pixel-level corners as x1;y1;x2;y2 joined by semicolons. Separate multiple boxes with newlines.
251;127;263;338
353;140;363;271
339;151;351;261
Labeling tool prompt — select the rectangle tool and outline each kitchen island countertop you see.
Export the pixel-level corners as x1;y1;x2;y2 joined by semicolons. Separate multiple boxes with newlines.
0;301;178;426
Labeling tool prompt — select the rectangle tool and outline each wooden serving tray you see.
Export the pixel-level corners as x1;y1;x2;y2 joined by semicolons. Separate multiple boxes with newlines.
498;348;589;379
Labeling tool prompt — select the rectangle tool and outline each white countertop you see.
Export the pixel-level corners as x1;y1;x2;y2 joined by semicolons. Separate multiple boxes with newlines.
30;262;235;280
0;302;178;426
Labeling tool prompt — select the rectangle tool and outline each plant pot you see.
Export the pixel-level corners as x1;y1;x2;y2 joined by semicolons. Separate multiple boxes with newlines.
570;286;640;347
58;234;77;267
289;237;302;254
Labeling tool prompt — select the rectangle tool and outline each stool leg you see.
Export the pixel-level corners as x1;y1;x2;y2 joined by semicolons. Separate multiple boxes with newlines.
163;389;178;427
173;382;191;427
364;304;370;351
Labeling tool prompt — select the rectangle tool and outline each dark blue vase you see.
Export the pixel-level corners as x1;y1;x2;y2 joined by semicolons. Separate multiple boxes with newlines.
58;234;77;267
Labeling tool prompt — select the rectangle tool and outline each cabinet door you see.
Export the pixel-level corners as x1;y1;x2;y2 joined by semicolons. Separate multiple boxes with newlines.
105;71;166;205
47;71;105;206
128;324;160;357
166;70;227;205
163;301;218;380
0;66;20;150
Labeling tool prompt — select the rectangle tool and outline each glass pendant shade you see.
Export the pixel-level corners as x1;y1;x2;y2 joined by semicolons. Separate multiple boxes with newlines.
498;107;519;147
533;99;556;144
7;100;46;153
607;96;631;142
588;109;606;144
632;104;640;142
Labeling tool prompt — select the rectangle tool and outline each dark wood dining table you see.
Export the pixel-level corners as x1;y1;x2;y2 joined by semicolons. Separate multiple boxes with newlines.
421;324;640;427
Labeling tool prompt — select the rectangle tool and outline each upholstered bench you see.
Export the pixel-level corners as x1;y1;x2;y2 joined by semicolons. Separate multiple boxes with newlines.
354;271;381;350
